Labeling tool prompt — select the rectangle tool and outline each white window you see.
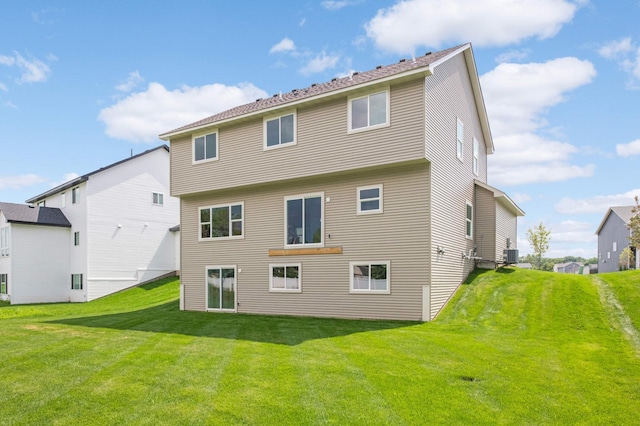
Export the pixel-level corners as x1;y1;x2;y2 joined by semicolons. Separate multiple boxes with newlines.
72;187;80;204
37;200;46;207
61;192;66;208
71;274;83;290
264;112;296;149
357;184;383;214
466;201;473;239
285;193;323;247
200;203;243;240
269;264;302;292
350;261;390;294
473;138;479;175
0;227;9;257
457;118;464;161
607;252;611;259
193;131;218;163
0;274;7;295
153;192;164;206
74;231;80;246
348;90;389;132
613;242;617;252
206;265;236;311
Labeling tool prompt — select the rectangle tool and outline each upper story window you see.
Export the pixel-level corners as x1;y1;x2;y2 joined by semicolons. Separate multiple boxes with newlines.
285;193;323;247
264;112;296;149
200;203;244;240
466;201;473;239
357;185;383;215
350;261;390;294
193;131;218;163
457;118;464;161
153;192;164;206
473;138;479;175
61;192;66;208
74;231;80;246
613;241;617;252
72;187;80;204
348;89;389;132
0;227;9;257
37;200;46;207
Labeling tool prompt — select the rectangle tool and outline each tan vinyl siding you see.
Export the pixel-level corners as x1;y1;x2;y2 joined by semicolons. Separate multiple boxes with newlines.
474;185;496;263
424;52;484;319
180;163;430;321
170;79;425;197
496;201;517;256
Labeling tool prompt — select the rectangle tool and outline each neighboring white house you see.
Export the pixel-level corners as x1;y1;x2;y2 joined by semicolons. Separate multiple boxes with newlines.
0;145;180;304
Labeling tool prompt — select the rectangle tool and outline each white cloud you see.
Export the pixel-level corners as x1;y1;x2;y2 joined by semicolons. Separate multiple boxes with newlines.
617;139;640;157
321;1;362;11
0;52;51;83
299;18;306;27
598;37;640;88
365;0;580;54
0;82;7;92
98;82;268;143
0;174;46;189
495;49;531;63
299;52;340;76
511;193;532;204
555;189;640;215
482;57;596;186
598;37;634;59
270;38;296;54
3;101;17;109
115;71;144;93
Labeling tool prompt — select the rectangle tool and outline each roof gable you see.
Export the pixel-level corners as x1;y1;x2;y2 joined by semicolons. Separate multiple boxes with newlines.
159;43;493;152
26;145;169;204
595;206;636;235
0;202;71;228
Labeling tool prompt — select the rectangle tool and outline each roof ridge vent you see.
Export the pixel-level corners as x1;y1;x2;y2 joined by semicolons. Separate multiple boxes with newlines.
399;58;406;63
331;78;337;82
376;65;382;69
255;98;262;102
425;51;432;56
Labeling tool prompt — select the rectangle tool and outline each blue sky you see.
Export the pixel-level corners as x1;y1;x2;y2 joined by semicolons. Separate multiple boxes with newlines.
1;0;639;258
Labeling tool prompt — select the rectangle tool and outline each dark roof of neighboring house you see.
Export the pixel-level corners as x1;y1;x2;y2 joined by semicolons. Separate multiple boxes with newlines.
595;205;637;235
25;145;169;204
159;44;471;139
0;202;71;228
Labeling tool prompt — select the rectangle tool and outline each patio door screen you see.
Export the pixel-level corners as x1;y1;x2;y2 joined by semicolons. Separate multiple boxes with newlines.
206;266;236;311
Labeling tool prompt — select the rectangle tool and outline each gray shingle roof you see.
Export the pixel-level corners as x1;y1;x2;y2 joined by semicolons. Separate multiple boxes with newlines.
0;202;71;228
611;206;636;223
160;44;467;138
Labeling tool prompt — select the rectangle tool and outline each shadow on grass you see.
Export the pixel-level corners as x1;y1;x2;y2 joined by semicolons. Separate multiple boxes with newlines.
47;301;418;346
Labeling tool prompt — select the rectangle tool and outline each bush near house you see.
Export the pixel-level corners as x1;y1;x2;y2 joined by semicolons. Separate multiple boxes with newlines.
0;270;639;424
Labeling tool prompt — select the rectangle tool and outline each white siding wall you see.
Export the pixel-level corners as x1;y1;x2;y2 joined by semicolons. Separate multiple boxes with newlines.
495;201;518;258
10;224;70;304
85;148;179;300
424;51;487;319
0;213;11;301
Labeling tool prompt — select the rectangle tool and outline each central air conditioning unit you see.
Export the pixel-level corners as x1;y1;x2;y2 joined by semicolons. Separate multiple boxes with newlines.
503;249;519;265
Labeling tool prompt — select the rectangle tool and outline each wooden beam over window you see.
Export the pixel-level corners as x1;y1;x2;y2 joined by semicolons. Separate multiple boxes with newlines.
269;247;343;256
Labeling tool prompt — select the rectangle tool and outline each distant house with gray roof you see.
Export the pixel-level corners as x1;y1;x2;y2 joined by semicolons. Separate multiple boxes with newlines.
595;206;638;272
0;145;180;304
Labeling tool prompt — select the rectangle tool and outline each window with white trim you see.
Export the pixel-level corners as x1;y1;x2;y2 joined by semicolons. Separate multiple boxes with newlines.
61;192;66;208
457;118;464;160
264;112;296;149
0;274;7;295
473;138;479;175
613;242;617;252
71;274;83;290
193;131;218;163
349;90;389;132
350;261;390;293
74;231;80;246
37;200;46;207
72;187;80;204
153;192;164;206
466;201;473;239
269;264;301;292
285;193;323;247
200;203;243;240
206;265;236;311
357;184;383;214
0;227;9;257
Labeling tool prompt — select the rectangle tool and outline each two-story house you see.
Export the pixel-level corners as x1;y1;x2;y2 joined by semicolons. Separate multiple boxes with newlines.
596;206;638;272
0;145;180;304
160;43;523;321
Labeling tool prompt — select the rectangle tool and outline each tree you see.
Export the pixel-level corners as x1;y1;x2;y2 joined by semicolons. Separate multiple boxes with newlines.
619;247;636;271
629;195;640;251
526;222;551;270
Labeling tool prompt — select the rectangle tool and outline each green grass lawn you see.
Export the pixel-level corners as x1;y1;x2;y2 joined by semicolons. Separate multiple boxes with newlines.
1;269;639;425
